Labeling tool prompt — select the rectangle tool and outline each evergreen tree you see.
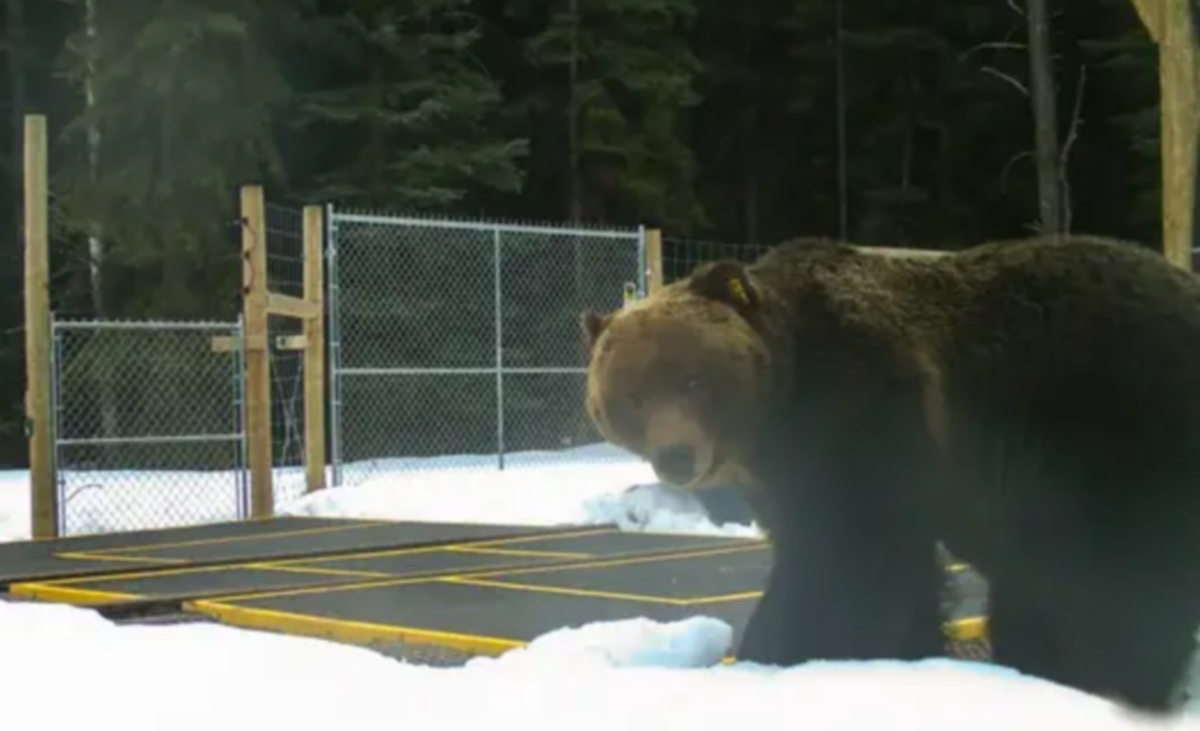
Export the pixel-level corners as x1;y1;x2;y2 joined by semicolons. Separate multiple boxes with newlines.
0;0;1174;466
514;0;704;230
690;0;813;243
54;0;293;319
292;0;530;212
1079;25;1160;241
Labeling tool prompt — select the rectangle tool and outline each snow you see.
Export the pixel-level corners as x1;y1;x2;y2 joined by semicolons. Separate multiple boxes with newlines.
0;444;760;541
2;600;1192;731
2;444;1199;729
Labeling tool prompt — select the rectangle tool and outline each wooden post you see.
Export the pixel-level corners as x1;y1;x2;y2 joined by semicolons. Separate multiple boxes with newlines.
24;114;55;539
644;228;664;295
302;205;326;493
1159;4;1197;272
241;185;274;517
1126;0;1197;271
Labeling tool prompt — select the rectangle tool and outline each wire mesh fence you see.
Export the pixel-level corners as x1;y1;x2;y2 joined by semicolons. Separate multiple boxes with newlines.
264;203;310;499
660;236;772;285
51;317;248;535
328;210;645;487
266;202;307;299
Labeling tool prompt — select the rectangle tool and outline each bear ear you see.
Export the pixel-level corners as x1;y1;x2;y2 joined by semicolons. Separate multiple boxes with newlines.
689;260;761;315
580;310;612;350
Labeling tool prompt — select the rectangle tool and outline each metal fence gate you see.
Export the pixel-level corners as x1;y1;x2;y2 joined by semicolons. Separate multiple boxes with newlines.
50;317;249;535
326;209;645;487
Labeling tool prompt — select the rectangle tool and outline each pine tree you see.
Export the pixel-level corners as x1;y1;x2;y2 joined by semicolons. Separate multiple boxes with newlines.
515;0;704;229
1080;28;1160;240
292;0;529;212
54;0;293;319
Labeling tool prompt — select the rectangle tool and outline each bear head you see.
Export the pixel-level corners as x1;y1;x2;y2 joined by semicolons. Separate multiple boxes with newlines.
581;260;773;491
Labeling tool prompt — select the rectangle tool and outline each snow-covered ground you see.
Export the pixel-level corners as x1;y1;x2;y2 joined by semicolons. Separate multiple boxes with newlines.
0;444;759;541
4;599;1193;731
1;444;1198;730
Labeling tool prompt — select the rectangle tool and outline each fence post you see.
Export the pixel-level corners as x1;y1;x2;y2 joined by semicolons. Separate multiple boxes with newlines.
233;316;250;519
240;184;274;517
645;228;664;295
326;204;342;487
302;205;326;493
24;114;56;539
493;226;505;470
49;314;64;532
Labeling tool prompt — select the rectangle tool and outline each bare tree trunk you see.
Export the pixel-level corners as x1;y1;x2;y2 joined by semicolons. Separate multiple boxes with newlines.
567;1;585;318
83;0;118;439
567;0;582;223
8;0;24;252
1025;0;1062;236
834;0;848;240
740;12;759;245
86;0;103;313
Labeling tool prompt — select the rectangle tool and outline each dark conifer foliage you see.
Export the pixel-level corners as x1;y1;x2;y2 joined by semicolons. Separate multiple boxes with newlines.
0;0;1161;465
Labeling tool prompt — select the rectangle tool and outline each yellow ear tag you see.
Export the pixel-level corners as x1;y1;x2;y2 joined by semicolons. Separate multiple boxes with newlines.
727;277;750;306
622;282;638;308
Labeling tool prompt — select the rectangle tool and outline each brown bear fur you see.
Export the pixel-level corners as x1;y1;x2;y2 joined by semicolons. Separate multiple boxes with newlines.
581;234;1200;715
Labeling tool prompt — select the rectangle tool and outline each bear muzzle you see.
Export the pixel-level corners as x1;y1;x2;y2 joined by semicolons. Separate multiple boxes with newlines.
652;443;698;485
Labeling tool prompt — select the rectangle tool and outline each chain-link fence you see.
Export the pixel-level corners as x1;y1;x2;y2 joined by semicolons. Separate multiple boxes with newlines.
51;317;248;535
327;209;645;487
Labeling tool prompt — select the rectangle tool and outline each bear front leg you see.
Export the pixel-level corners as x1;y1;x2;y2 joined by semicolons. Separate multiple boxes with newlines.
736;526;945;667
738;370;948;666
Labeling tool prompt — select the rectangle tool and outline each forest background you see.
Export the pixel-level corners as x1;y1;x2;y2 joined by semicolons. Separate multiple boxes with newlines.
0;0;1163;467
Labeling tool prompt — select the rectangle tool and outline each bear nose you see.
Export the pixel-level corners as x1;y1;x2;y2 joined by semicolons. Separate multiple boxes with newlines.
653;444;696;484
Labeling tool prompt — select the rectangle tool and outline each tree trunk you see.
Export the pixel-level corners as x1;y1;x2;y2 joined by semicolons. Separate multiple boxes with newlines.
8;0;24;252
834;0;849;240
566;0;582;223
83;0;119;439
86;0;103;314
1025;0;1063;236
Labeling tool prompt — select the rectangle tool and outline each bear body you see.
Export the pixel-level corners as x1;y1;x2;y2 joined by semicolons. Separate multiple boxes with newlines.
581;235;1200;714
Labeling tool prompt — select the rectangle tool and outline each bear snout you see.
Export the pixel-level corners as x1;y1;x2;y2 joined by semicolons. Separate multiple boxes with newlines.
652;443;697;485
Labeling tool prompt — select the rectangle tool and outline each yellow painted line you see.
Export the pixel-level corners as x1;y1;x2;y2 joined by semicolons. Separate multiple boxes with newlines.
683;590;764;605
947;562;969;573
23;563;250;586
54;551;187;565
266;527;615;566
9;581;142;605
186;600;523;657
608;526;764;543
1;515;322;545
205;544;762;604
20;545;598;600
187;595;987;665
464;544;763;580
82;521;391;556
466;527;619;545
241;563;394;579
439;576;690;606
445;546;593;559
263;543;454;567
18;559;390;591
203;569;517;605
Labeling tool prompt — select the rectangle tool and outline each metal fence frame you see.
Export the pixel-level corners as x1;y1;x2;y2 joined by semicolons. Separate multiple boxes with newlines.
325;207;646;486
49;315;249;534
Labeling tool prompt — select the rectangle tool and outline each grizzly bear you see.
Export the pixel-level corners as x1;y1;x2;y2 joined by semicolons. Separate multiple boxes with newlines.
580;234;1200;714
